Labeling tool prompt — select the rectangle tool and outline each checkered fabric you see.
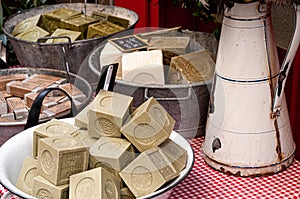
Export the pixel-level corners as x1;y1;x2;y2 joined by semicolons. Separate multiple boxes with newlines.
1;137;300;199
169;137;300;199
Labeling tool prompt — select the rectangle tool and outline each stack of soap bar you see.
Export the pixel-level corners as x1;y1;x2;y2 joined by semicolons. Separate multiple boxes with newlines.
121;97;175;152
0;74;28;91
119;147;179;198
89;136;135;177
37;135;89;186
100;42;124;80
88;90;133;138
69;167;120;199
168;49;215;84
121;50;165;85
6;97;28;120
33;176;69;199
33;118;79;158
16;157;39;195
46;28;82;43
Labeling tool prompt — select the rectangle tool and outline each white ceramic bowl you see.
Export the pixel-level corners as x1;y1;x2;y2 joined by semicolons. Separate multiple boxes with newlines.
0;118;194;199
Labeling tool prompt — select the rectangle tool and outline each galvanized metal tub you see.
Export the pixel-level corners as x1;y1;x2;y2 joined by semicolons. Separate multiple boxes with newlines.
87;30;217;139
0;67;93;146
2;3;139;74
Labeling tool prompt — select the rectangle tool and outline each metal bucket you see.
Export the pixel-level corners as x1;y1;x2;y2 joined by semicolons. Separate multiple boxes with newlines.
87;30;218;139
2;3;139;74
0;67;93;146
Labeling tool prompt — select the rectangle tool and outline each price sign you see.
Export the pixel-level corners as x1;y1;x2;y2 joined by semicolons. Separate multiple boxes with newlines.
108;35;149;52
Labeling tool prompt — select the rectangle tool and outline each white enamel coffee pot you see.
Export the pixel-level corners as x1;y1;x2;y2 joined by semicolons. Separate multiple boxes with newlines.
202;0;300;176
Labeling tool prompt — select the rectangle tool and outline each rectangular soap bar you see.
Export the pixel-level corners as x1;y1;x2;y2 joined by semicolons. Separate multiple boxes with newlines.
6;97;28;120
87;21;125;39
59;83;86;102
42;100;72;119
33;175;69;199
30;74;66;84
149;36;190;55
46;28;82;43
0;74;28;90
121;50;165;85
23;76;57;87
16;157;38;195
6;80;44;98
12;15;42;36
37;135;89;186
15;26;50;42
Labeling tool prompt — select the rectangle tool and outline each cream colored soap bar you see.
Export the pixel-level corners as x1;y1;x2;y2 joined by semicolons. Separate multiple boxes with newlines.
37;135;89;186
69;167;120;199
16;157;38;195
33;175;69;199
100;42;124;80
159;139;187;172
33;118;79;158
168;49;215;84
0;91;7;115
72;129;98;150
121;50;165;85
120;147;178;198
121;97;175;152
89;136;135;176
74;103;93;129
88;90;133;138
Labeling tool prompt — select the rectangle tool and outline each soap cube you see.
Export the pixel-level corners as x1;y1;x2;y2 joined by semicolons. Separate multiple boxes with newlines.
87;21;125;39
15;26;50;42
46;28;82;43
12;15;42;36
121;50;165;85
88;90;133;138
72;129;98;150
120;97;175;152
33;118;79;158
119;147;178;198
37;135;89;186
89;137;135;177
33;176;69;199
74;103;93;128
69;167;120;199
16;157;39;195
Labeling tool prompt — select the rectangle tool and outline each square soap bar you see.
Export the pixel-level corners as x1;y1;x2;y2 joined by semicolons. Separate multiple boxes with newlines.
149;36;190;55
33;118;79;158
121;50;165;85
88;90;133;138
121;97;175;152
69;167;120;199
37;135;89;186
33;175;69;199
16;157;38;195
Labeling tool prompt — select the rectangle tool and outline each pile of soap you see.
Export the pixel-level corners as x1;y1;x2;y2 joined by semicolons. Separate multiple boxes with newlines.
100;35;216;85
0;73;86;122
16;90;187;198
12;7;129;42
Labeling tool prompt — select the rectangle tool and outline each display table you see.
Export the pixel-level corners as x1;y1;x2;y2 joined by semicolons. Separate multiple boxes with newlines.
1;137;300;199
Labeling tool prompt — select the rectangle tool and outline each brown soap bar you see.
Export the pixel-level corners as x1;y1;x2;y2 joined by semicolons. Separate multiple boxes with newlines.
88;90;133;138
149;36;190;55
0;74;28;91
37;135;89;186
33;118;79;158
159;139;187;172
42;100;72;119
120;97;175;152
23;76;57;88
69;167;120;199
120;147;178;198
6;80;44;98
59;83;86;102
16;157;38;195
6;97;28;120
0;91;7;115
33;175;69;199
89;136;135;177
24;92;64;110
168;49;215;84
41;7;81;33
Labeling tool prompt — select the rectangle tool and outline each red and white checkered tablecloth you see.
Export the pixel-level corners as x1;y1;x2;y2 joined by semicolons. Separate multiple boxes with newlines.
169;137;300;199
1;137;300;199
